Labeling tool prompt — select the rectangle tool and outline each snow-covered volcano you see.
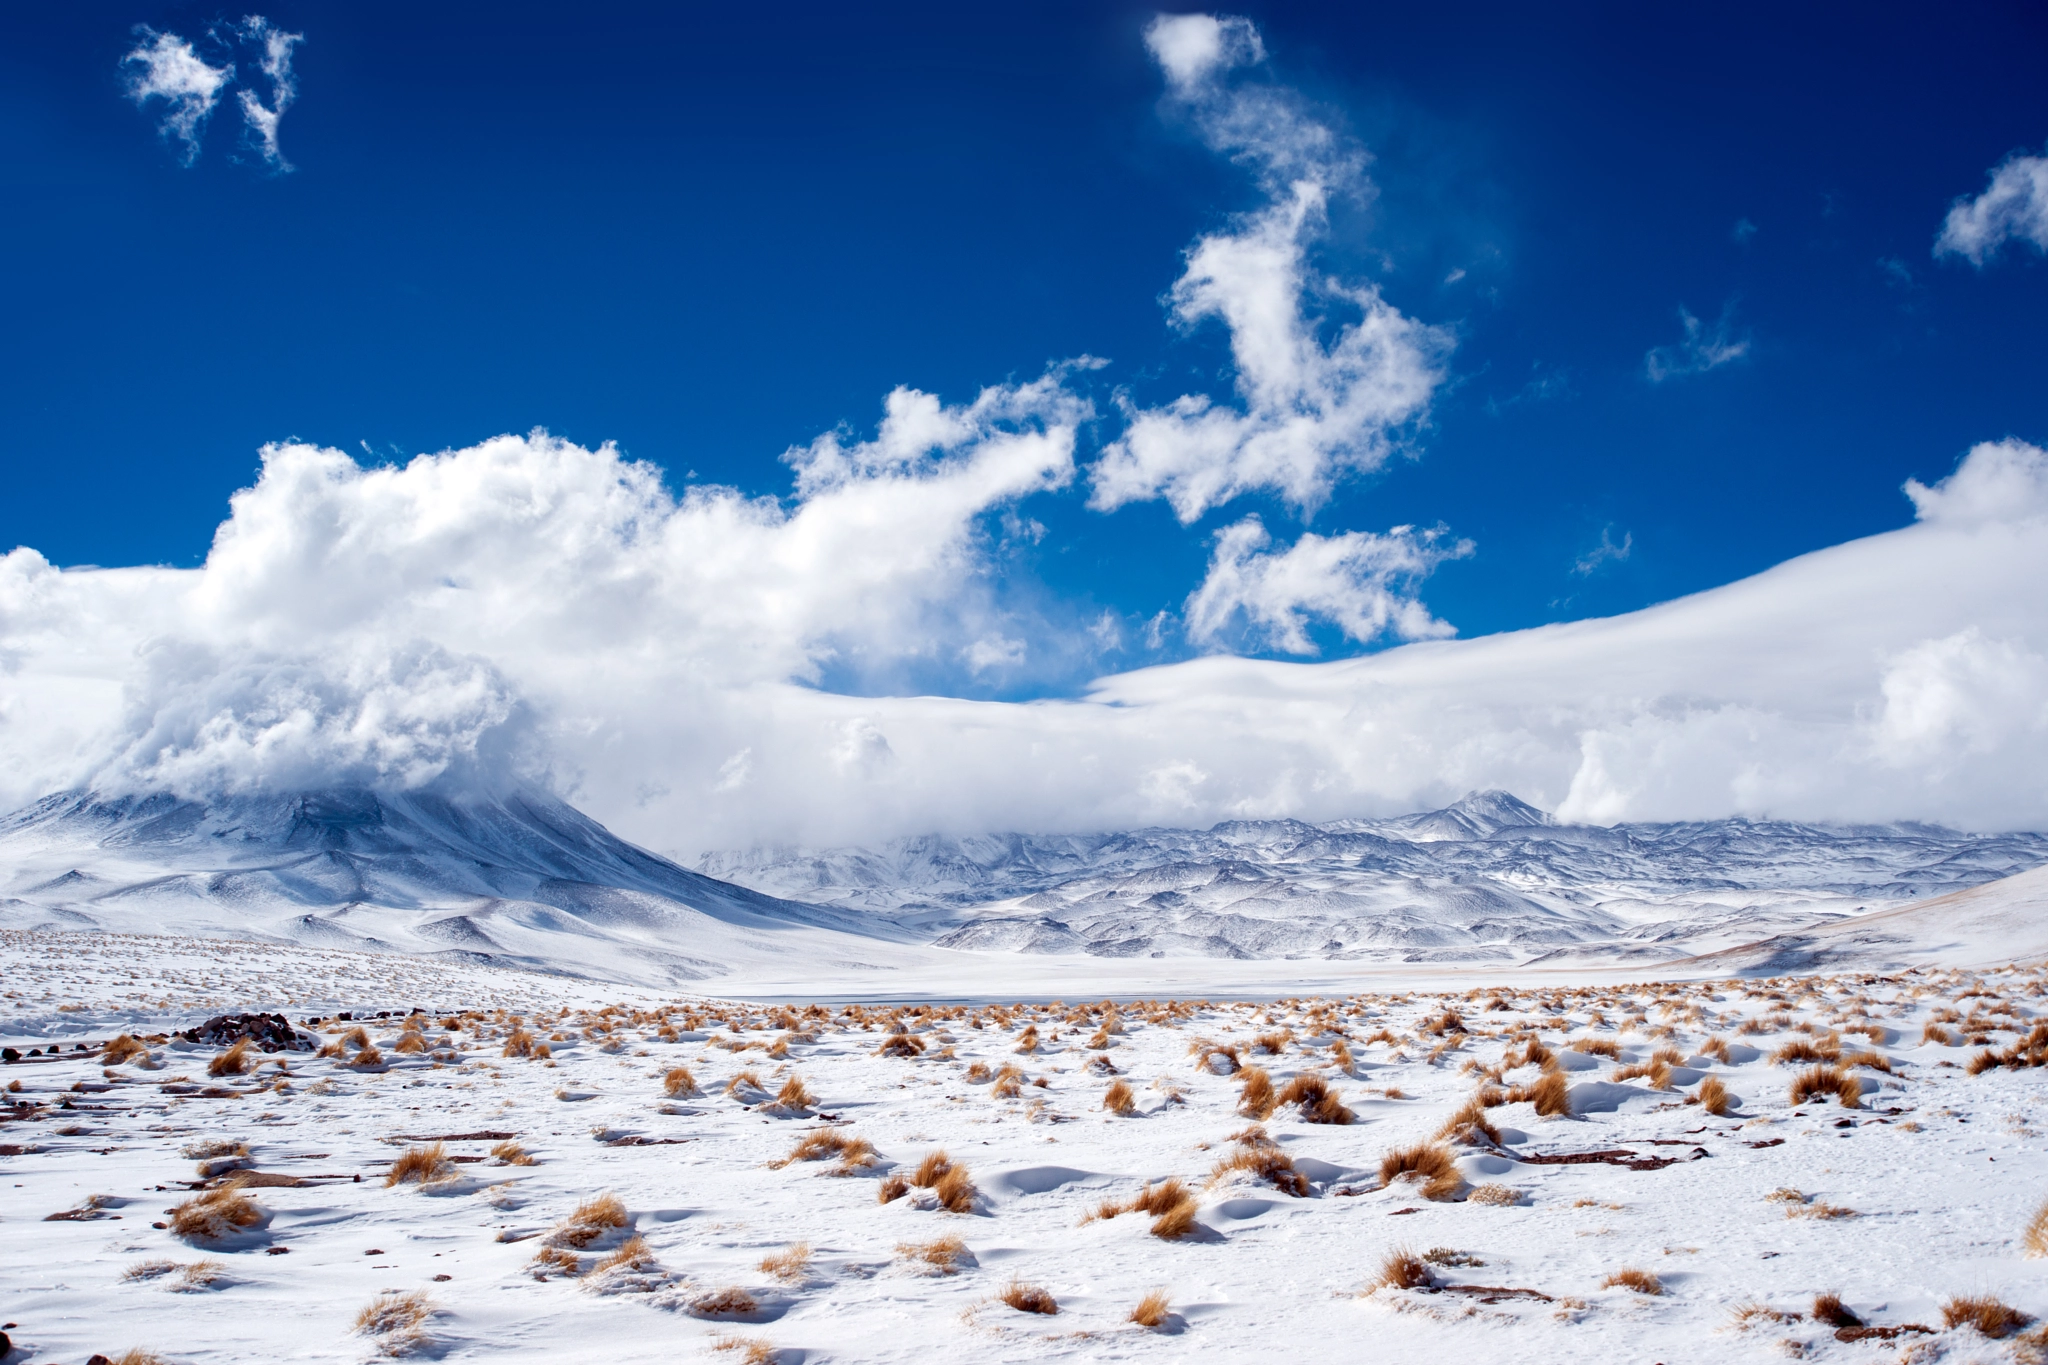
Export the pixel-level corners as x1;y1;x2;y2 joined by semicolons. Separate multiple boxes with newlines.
696;791;2048;964
0;788;921;986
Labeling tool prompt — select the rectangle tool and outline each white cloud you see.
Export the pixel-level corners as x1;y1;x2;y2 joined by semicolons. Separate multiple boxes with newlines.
1572;526;1632;576
1184;516;1469;654
1089;15;1451;522
122;28;233;166
235;17;303;172
961;635;1026;674
1644;302;1750;382
4;437;2048;848
1935;149;2048;266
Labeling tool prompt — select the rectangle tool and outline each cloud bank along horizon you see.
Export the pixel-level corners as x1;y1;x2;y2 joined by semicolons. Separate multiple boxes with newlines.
3;14;2046;854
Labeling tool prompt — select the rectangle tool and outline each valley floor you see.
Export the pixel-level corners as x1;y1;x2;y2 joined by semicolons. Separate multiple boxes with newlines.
4;929;2048;1363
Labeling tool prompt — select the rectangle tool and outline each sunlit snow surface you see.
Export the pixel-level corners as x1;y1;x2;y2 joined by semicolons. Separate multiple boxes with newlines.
6;927;2048;1363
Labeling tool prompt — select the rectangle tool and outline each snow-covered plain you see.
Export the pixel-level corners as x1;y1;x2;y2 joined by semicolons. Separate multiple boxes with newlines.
7;926;2048;1364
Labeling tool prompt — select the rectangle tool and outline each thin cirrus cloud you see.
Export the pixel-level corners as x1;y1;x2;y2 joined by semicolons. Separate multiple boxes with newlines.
1572;526;1633;577
1935;147;2048;266
121;16;302;171
1087;13;1452;524
1643;302;1750;383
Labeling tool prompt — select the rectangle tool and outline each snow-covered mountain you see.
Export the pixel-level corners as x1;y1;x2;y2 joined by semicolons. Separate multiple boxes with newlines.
0;788;923;987
695;791;2048;964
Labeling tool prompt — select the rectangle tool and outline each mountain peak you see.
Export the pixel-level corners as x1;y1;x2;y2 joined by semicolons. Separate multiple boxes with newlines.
1444;790;1553;832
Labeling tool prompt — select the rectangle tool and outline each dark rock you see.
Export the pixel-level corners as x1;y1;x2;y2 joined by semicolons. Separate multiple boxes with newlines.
176;1013;314;1053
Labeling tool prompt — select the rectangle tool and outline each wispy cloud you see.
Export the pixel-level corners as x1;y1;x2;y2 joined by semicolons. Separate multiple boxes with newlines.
1731;217;1758;244
122;28;233;166
1572;526;1633;576
235;16;304;173
120;17;302;170
1644;302;1749;383
1088;14;1451;522
1935;148;2048;266
1184;515;1470;654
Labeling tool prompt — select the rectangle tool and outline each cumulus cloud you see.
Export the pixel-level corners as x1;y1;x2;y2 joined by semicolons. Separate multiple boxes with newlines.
1185;516;1469;654
4;436;2048;847
1936;148;2048;266
1088;15;1450;522
1644;302;1750;382
122;28;233;166
235;17;303;172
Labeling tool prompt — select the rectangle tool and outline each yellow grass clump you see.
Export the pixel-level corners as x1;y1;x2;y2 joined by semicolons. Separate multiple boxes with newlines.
1274;1073;1354;1124
1603;1267;1662;1295
1513;1070;1572;1116
1788;1064;1861;1108
998;1278;1059;1314
1693;1076;1731;1115
491;1140;536;1166
2025;1199;2048;1258
1434;1098;1500;1145
385;1142;453;1188
1129;1289;1173;1328
990;1064;1025;1099
709;1335;776;1364
1467;1183;1523;1206
354;1290;436;1355
663;1066;698;1097
168;1188;264;1241
102;1034;150;1065
758;1243;812;1283
1369;1247;1435;1293
691;1287;761;1319
1103;1079;1136;1116
546;1193;629;1249
207;1039;251;1077
1942;1294;2031;1338
1237;1065;1276;1119
895;1234;968;1274
1379;1143;1464;1201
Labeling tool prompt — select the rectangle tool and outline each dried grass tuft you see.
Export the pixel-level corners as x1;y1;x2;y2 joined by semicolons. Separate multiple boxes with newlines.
1812;1292;1862;1328
1788;1064;1861;1108
354;1289;435;1355
102;1034;150;1065
998;1278;1058;1314
1695;1076;1731;1116
207;1039;251;1077
663;1066;698;1097
167;1187;264;1241
385;1142;452;1188
1379;1143;1464;1201
758;1242;812;1283
1104;1079;1136;1116
546;1193;628;1249
895;1234;967;1274
491;1140;536;1166
1236;1066;1276;1119
1369;1247;1435;1293
1273;1073;1354;1124
1129;1289;1172;1328
1467;1183;1523;1206
691;1287;761;1319
2026;1198;2048;1258
709;1335;776;1364
1434;1098;1500;1145
1941;1294;2031;1338
1602;1267;1662;1295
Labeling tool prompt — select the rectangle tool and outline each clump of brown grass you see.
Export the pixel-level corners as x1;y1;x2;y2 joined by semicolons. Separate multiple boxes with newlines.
964;1060;991;1082
168;1188;264;1241
774;1129;877;1174
1467;1183;1523;1206
1435;1098;1500;1145
758;1242;812;1283
350;1043;385;1069
502;1029;537;1059
1812;1292;1862;1328
1696;1035;1732;1063
546;1193;629;1248
1273;1073;1354;1124
1513;1070;1572;1116
1602;1267;1662;1295
691;1287;761;1319
385;1142;453;1188
1789;1064;1861;1108
877;1174;909;1203
1727;1300;1793;1329
593;1235;660;1276
1571;1037;1621;1058
392;1029;427;1055
998;1278;1059;1314
726;1069;766;1098
1687;1075;1730;1115
1921;1022;1955;1046
102;1034;150;1065
1014;1024;1040;1054
1208;1145;1309;1197
1127;1178;1201;1239
1379;1143;1464;1201
1841;1049;1892;1073
1129;1289;1172;1328
875;1031;925;1058
991;1064;1025;1099
1236;1065;1276;1119
2025;1198;2048;1257
1252;1029;1291;1054
1104;1078;1136;1116
765;1075;814;1113
895;1234;967;1274
1368;1247;1435;1293
1942;1294;2031;1338
663;1066;698;1097
709;1334;776;1364
354;1289;436;1355
491;1139;535;1166
208;1039;251;1077
1773;1037;1842;1065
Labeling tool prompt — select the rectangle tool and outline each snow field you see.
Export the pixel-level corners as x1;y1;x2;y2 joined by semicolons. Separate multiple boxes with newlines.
6;930;2048;1363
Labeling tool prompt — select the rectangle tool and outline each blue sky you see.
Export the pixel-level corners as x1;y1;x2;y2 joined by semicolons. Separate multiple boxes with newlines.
4;2;2046;698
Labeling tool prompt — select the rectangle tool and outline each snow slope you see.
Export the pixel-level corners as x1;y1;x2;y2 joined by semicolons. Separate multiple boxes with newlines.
698;791;2048;965
0;788;933;988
